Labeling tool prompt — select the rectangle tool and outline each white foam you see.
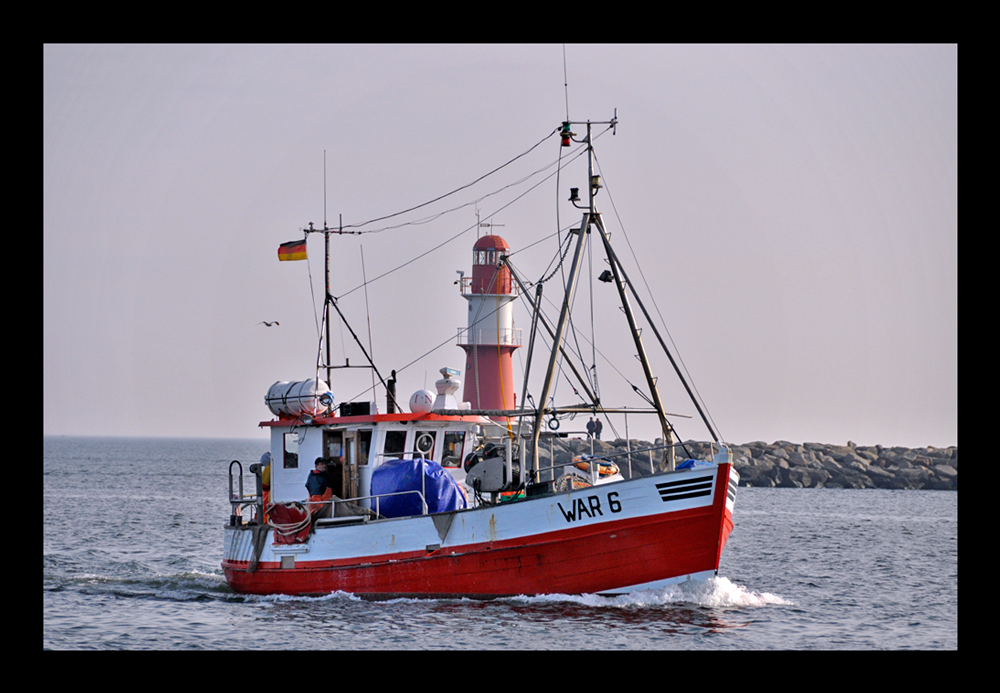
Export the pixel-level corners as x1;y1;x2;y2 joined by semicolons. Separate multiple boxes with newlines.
231;577;792;609
509;575;792;609
669;575;793;608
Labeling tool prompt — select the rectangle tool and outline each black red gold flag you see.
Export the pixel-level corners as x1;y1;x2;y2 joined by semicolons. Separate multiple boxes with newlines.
278;239;307;261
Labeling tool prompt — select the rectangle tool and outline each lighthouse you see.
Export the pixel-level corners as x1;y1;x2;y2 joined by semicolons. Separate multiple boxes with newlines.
457;234;521;421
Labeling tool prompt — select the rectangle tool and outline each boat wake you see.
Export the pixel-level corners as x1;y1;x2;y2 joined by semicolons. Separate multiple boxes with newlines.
510;576;792;610
654;575;793;609
232;576;792;611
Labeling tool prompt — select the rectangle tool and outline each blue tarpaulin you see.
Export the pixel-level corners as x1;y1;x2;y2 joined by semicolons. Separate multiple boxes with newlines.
370;458;468;518
676;458;715;470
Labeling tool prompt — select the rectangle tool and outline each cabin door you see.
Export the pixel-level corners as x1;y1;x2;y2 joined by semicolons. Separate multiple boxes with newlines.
341;432;360;500
322;430;355;500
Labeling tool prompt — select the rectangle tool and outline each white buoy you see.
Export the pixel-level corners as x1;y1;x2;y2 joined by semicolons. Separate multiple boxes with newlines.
409;389;435;414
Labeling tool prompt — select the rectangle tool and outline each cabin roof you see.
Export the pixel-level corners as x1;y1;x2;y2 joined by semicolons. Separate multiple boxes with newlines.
259;412;491;428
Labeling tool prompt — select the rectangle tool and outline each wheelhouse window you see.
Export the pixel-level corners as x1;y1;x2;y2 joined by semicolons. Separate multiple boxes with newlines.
358;430;372;465
414;430;436;458
442;431;466;467
383;430;407;459
283;432;299;469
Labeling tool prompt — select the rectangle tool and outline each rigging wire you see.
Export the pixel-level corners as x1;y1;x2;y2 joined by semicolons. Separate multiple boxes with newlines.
361;245;376;395
332;124;605;303
585;227;599;399
330;122;643;429
592;149;723;442
341;298;500;405
508;255;637;394
331;130;588;404
340;130;560;233
341;245;579;412
531;224;574;285
345;159;553;237
520;315;588;410
510;245;694;449
335;142;591;302
562;249;592;399
305;250;322;338
562;44;571;123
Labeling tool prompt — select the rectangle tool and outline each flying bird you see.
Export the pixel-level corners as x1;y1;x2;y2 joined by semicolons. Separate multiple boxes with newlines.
258;321;280;327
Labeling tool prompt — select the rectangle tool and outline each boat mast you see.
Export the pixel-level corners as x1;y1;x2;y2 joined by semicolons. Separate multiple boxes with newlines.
530;115;695;477
581;116;720;457
324;155;333;391
530;229;589;476
530;118;609;478
306;218;399;414
573;116;676;470
324;219;332;390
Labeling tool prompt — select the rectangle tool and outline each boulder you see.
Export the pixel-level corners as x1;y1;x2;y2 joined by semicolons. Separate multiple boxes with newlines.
524;436;956;490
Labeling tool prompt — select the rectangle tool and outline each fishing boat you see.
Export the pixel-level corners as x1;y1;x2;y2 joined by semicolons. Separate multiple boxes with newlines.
222;115;739;598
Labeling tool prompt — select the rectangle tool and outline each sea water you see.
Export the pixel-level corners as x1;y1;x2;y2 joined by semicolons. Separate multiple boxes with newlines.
43;436;957;650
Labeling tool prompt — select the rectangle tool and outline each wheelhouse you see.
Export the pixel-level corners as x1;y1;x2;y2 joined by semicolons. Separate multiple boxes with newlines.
263;412;489;512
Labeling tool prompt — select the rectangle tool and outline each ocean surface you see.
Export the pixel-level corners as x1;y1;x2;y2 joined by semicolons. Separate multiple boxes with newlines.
43;436;957;650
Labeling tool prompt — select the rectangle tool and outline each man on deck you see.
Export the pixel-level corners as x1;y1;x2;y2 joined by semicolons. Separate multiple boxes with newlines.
306;457;334;519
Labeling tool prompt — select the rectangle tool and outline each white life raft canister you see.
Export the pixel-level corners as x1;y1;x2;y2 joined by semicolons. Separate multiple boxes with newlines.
265;379;333;417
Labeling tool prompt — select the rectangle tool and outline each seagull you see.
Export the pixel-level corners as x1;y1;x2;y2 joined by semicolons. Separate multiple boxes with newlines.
258;321;280;327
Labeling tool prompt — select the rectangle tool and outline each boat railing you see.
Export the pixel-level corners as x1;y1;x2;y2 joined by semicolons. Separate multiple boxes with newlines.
228;460;264;526
311;489;429;522
310;448;438;520
532;441;693;481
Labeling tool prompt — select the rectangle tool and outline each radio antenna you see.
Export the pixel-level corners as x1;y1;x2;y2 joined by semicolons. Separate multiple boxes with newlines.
562;44;570;121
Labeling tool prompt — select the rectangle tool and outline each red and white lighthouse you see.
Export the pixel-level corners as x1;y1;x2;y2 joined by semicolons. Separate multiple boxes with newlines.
457;234;521;421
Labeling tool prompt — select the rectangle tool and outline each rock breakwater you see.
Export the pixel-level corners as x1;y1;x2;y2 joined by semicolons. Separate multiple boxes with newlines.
531;436;957;490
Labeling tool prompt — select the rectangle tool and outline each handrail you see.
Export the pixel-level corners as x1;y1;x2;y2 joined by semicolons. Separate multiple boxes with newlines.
532;442;698;481
228;460;246;525
308;448;436;518
228;459;264;526
308;489;429;519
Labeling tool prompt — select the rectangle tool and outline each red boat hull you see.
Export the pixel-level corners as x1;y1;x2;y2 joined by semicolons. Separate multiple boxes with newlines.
224;463;736;598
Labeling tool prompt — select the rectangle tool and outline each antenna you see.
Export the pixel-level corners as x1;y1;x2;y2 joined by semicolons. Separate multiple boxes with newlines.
562;44;570;122
361;245;376;396
475;209;504;238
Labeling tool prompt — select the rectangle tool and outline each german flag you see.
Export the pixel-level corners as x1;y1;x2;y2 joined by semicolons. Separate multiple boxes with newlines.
278;239;307;261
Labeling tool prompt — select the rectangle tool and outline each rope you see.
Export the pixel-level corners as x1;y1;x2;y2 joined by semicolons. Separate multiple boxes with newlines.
266;502;313;537
245;502;312;573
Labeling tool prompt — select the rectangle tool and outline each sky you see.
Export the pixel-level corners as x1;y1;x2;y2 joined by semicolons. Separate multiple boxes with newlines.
43;44;957;448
